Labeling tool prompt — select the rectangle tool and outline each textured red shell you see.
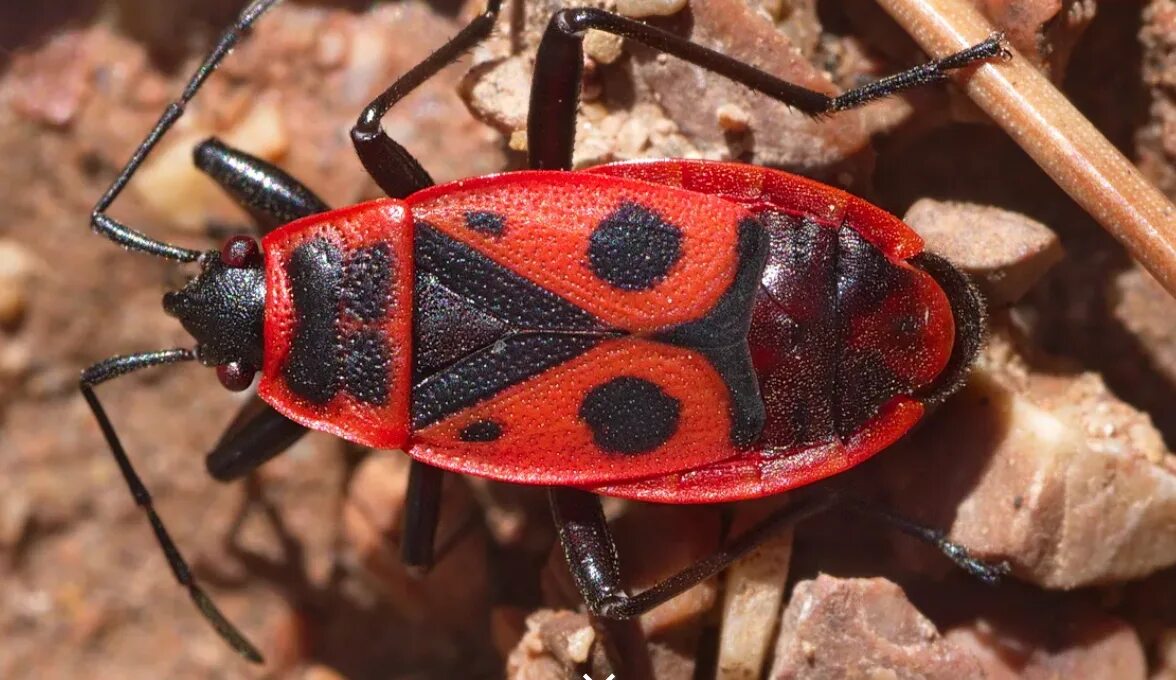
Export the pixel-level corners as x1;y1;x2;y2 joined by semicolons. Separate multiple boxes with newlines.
259;200;414;449
405;171;765;485
583;160;954;502
255;162;958;505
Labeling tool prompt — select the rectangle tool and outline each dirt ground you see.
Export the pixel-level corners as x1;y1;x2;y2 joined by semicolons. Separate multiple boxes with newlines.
2;1;1176;679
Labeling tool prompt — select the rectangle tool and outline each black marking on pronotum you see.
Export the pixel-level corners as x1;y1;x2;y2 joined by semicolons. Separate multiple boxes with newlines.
411;333;603;429
588;201;684;291
579;376;681;454
415;222;604;332
459;420;504;442
284;238;343;404
344;328;391;405
659;216;769;447
464;210;507;236
342;242;394;322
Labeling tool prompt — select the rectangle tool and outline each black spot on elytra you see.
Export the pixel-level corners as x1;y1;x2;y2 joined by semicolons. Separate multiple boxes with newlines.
588;202;683;291
344;328;391;405
342;243;393;322
460;420;503;442
465;210;506;236
579;377;680;455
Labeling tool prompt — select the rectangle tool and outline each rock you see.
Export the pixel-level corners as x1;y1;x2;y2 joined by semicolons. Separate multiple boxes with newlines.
627;0;875;175
583;28;625;65
1155;628;1176;680
461;55;533;134
903;199;1063;306
1142;0;1176;201
768;575;984;679
945;600;1146;680
0;239;42;330
341;451;489;633
716;103;752;134
617;0;689;18
717;503;794;680
878;328;1176;588
506;610;603;680
133;96;289;232
975;0;1097;76
7;29;94;127
1112;267;1176;427
464;0;880;179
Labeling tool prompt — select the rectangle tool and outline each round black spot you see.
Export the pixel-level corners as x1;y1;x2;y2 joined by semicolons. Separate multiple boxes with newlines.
579;377;681;455
588;202;683;291
460;419;503;442
465;211;506;236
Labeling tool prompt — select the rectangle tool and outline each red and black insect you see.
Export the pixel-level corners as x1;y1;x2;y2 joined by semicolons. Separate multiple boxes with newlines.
83;0;1007;663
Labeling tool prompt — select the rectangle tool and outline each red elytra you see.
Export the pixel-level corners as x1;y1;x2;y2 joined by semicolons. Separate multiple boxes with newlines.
258;160;961;504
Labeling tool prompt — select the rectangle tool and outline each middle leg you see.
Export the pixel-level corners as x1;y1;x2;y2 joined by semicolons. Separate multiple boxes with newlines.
527;8;1006;170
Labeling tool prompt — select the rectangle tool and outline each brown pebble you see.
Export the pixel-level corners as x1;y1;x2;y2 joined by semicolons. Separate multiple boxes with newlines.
903;199;1063;306
716;103;752;133
0;240;41;330
770;575;984;679
617;0;689;18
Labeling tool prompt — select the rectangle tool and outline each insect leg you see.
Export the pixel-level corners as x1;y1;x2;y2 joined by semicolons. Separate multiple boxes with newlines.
205;396;310;482
528;8;1006;170
90;0;281;262
401;461;445;572
81;350;264;663
194;137;329;233
548;487;834;619
350;0;503;198
838;496;1011;584
551;487;1008;623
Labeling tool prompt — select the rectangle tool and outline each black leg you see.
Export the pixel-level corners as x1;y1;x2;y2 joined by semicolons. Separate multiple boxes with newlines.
528;8;1007;170
549;488;834;619
551;487;1007;621
350;0;503;198
90;0;281;262
205;396;310;482
80;350;264;663
839;497;1010;584
401;460;445;572
194;137;329;233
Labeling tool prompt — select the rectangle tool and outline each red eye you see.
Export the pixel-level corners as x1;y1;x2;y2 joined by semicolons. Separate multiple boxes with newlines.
221;236;260;268
216;362;256;391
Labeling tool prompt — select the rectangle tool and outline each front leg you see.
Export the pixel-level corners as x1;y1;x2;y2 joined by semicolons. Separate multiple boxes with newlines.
350;0;503;198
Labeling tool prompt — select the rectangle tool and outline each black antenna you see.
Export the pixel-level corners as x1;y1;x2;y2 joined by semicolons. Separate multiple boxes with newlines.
89;0;282;263
80;349;264;663
81;0;284;663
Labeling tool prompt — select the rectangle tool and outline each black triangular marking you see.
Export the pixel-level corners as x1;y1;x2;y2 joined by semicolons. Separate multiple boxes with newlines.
414;222;604;332
413;272;512;382
411;332;604;430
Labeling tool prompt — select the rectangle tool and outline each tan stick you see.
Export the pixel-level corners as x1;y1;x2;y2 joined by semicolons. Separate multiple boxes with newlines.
875;0;1176;299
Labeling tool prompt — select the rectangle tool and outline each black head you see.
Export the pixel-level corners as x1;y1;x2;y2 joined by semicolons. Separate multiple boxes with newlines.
163;236;266;390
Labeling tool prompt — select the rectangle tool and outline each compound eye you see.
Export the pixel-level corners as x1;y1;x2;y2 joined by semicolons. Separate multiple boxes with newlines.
221;236;261;268
216;362;256;391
